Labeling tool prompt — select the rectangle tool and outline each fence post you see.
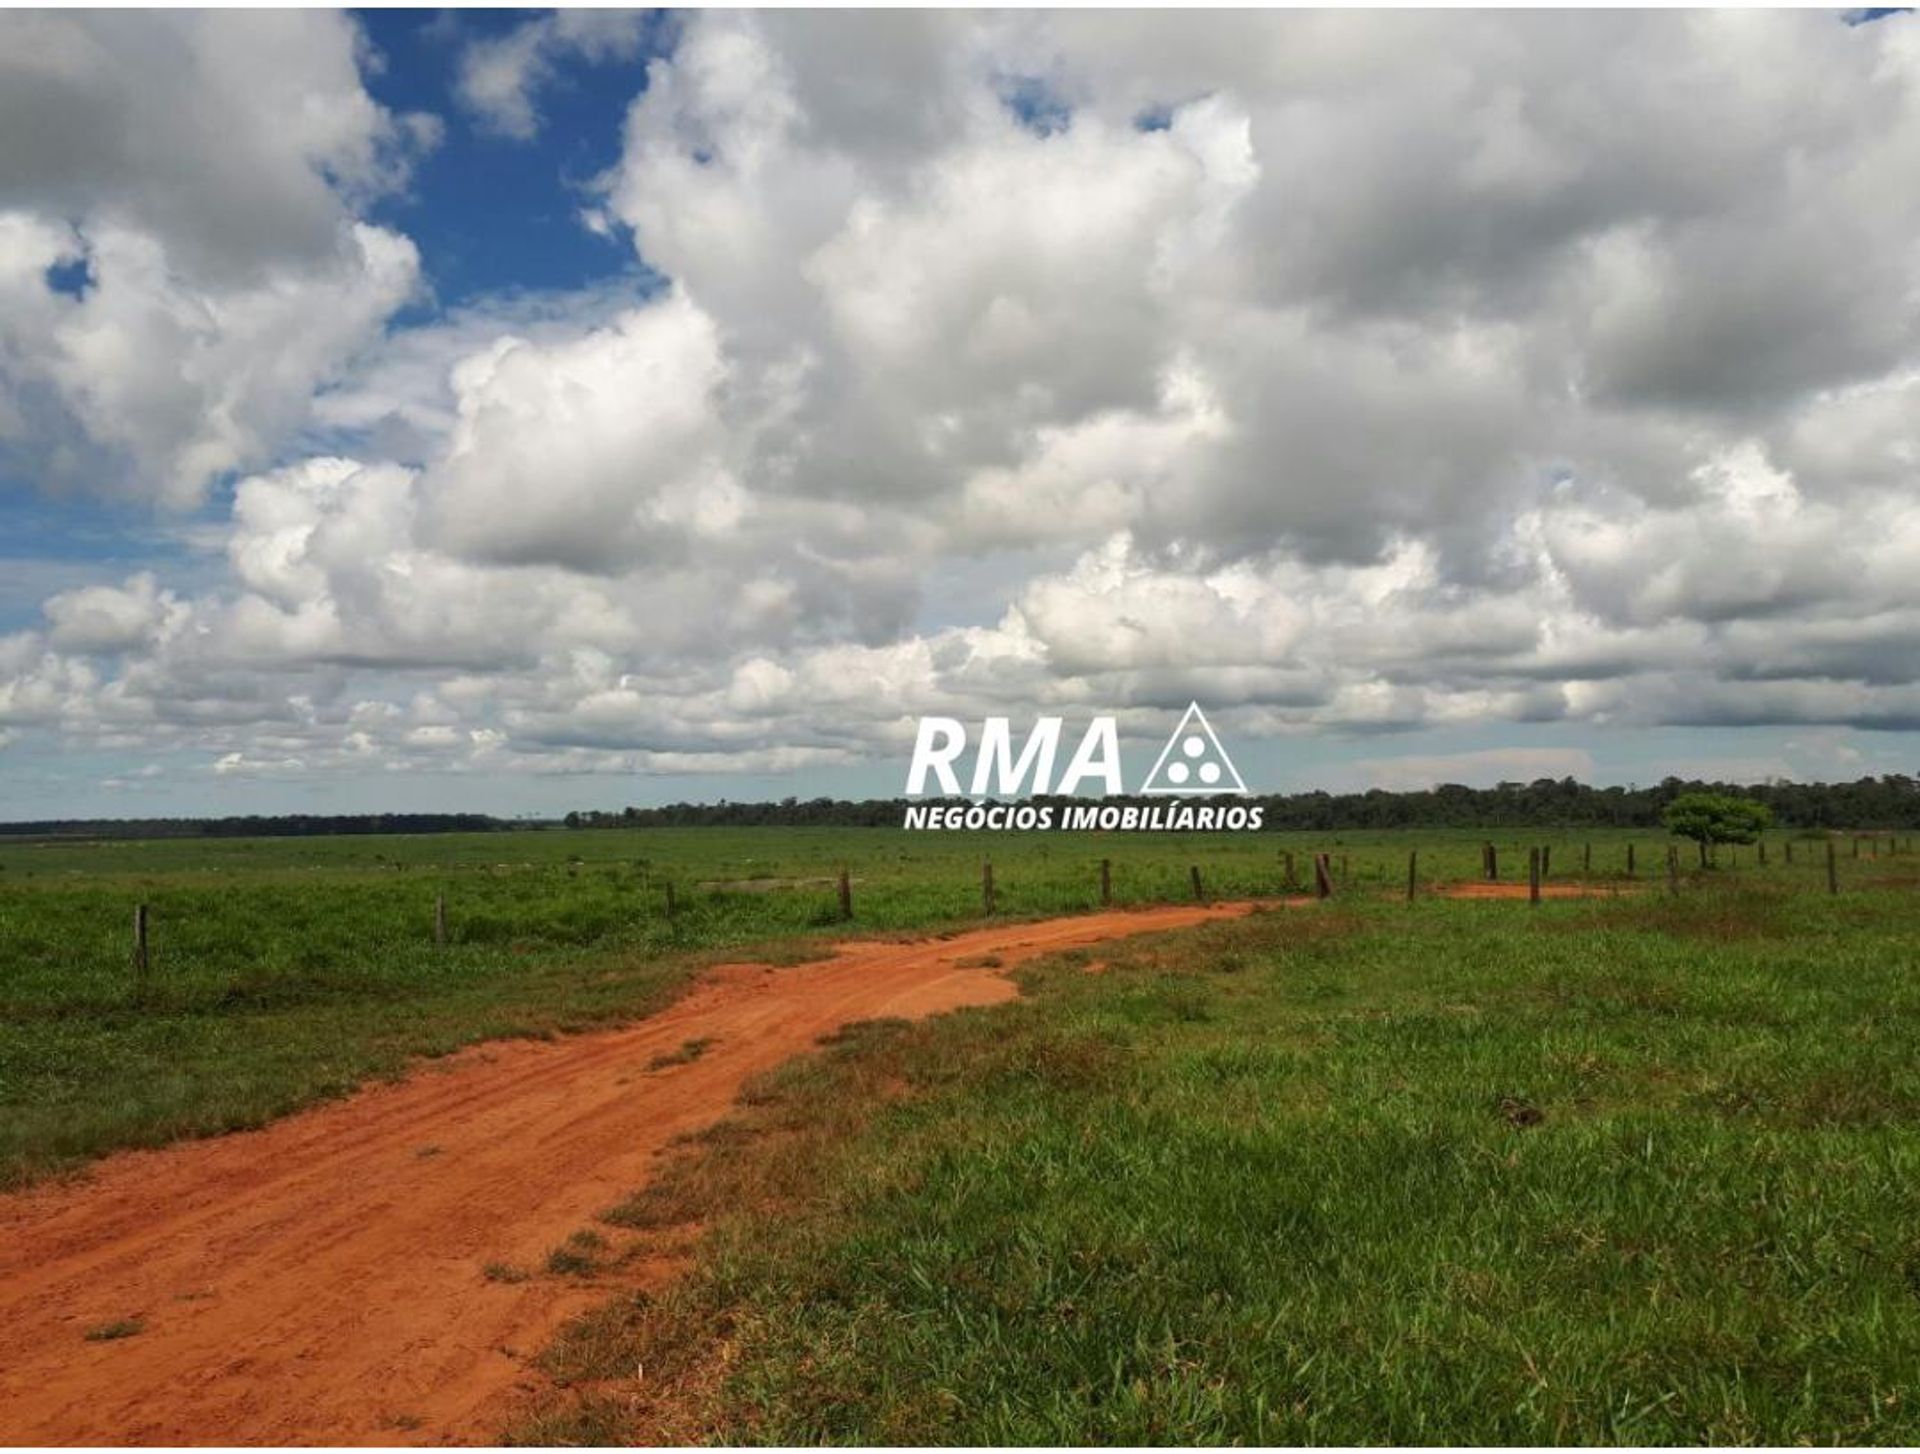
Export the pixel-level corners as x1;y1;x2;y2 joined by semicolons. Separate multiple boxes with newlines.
1406;851;1418;903
1100;857;1112;907
1282;850;1297;892
1871;836;1880;860
1190;865;1205;903
1528;847;1541;905
1484;843;1498;881
1626;842;1635;878
1668;845;1680;896
1313;853;1333;899
1827;840;1839;895
837;867;853;921
1583;842;1591;874
665;881;677;918
982;860;996;915
132;903;150;979
1758;839;1767;866
434;893;447;948
1541;845;1551;878
1340;853;1349;881
1853;836;1861;859
1785;840;1794;865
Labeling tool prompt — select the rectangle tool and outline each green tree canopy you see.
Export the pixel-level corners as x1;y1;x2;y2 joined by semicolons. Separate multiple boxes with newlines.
1663;791;1772;846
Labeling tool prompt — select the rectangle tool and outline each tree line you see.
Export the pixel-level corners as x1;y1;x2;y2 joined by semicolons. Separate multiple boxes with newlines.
0;813;505;842
7;774;1915;843
572;774;1920;831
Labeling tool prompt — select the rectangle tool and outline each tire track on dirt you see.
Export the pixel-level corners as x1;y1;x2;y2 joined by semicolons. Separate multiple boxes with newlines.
0;901;1254;1445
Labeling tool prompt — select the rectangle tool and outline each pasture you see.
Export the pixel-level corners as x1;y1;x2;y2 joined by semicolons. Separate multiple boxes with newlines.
3;822;1919;1441
522;862;1920;1444
0;824;1898;1187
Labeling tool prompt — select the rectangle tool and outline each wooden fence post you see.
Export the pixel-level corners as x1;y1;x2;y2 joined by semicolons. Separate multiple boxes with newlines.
664;881;677;918
1853;836;1861;859
1100;857;1112;907
132;903;150;978
837;867;853;921
1668;844;1680;896
1785;840;1794;865
1190;865;1205;903
1758;840;1767;866
1406;851;1417;903
1484;843;1498;881
1827;840;1839;895
1583;842;1591;874
1528;847;1541;905
1871;836;1880;859
1626;843;1635;878
1340;853;1349;881
1541;845;1551;878
982;860;996;915
1282;850;1297;892
434;894;447;948
1313;853;1333;899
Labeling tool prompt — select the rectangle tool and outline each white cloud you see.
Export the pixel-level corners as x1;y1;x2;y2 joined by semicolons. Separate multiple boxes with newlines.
9;11;1920;796
42;572;180;654
457;10;652;140
419;291;741;571
0;11;428;505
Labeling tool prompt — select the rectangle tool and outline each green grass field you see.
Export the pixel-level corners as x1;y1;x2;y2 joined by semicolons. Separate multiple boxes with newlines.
0;824;1894;1187
5;823;1920;1441
521;868;1920;1444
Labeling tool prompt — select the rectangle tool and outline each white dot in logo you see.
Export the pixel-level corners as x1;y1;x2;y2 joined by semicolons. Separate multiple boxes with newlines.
1167;761;1191;784
1182;734;1207;758
1199;761;1221;785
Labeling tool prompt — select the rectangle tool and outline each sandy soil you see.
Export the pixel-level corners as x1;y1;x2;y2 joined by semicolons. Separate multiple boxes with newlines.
0;902;1251;1446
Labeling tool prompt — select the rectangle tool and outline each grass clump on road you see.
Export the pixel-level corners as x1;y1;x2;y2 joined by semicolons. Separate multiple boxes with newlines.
81;1318;145;1343
523;885;1920;1445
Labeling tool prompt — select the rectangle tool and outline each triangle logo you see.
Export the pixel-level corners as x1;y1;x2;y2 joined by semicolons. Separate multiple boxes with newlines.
1139;702;1248;795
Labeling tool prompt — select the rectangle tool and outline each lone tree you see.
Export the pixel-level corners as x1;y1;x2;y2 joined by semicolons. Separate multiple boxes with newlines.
1663;791;1772;865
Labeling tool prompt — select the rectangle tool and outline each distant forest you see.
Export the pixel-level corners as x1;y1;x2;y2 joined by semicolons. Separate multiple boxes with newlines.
0;814;504;842
6;775;1919;842
572;774;1920;831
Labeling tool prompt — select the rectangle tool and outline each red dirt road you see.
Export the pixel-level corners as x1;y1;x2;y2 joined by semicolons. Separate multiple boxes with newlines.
0;903;1251;1446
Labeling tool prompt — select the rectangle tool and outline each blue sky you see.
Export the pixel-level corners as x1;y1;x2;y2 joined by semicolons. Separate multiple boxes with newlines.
354;9;660;309
2;10;1919;820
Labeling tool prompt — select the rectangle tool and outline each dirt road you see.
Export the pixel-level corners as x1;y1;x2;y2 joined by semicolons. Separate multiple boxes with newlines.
0;903;1251;1445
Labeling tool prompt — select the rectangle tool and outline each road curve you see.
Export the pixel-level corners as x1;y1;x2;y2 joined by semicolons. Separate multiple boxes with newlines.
0;901;1253;1445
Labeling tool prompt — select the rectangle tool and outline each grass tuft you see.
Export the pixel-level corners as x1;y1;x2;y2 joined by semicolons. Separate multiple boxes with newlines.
82;1318;145;1343
645;1037;716;1073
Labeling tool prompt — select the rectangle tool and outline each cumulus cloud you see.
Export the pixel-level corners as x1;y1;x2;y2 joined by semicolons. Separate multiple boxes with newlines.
42;573;180;654
456;10;653;140
0;11;427;505
420;292;741;571
7;11;1920;795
